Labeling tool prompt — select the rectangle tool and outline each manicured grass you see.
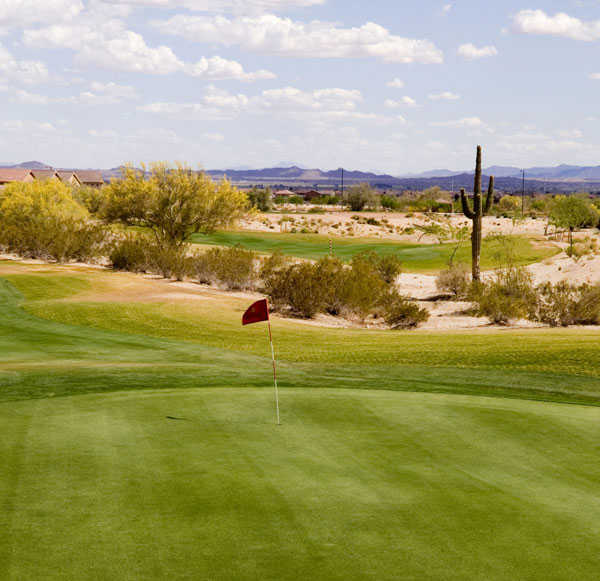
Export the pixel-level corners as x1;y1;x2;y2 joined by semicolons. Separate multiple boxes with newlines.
2;389;600;580
2;266;600;405
3;264;600;580
190;230;558;272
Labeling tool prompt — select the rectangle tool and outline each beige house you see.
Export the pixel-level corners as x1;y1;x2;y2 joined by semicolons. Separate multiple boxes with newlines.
31;169;60;181
57;171;82;186
0;169;35;186
74;171;104;188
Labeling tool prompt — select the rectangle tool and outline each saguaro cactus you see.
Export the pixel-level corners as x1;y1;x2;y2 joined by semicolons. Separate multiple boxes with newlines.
460;145;494;282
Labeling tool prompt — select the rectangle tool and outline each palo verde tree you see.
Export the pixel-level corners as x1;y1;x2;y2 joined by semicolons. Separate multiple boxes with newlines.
459;146;495;282
102;163;249;247
549;195;599;256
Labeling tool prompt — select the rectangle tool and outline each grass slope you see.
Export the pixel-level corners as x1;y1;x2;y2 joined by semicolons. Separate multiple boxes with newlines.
190;231;557;272
2;389;600;580
1;265;600;405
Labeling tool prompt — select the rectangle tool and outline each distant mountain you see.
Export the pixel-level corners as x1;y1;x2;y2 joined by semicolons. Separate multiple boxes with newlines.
3;161;600;193
0;160;53;170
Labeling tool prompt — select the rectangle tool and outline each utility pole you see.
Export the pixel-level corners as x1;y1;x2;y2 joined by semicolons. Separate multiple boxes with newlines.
341;167;344;198
521;169;525;215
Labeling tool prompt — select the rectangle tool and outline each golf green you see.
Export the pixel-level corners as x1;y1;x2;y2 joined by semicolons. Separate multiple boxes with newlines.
2;388;600;580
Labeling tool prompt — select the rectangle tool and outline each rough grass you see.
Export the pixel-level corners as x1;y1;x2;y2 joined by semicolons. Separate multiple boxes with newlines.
190;231;558;272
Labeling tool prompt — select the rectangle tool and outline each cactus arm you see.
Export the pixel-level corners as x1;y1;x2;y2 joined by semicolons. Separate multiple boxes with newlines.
484;176;494;215
460;188;475;220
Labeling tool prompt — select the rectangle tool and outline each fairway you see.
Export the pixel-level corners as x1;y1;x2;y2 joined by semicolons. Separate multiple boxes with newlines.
2;262;600;580
190;230;557;272
3;389;600;580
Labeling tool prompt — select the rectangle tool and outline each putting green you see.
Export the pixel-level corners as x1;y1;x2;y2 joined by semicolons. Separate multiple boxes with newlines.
2;388;600;580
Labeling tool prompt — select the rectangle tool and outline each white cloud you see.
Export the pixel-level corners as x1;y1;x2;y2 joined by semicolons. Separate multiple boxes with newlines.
111;0;324;13
24;10;274;80
13;81;140;105
139;85;382;122
431;117;491;130
457;43;498;60
442;3;453;14
428;91;460;100
513;9;600;41
152;14;444;64
0;43;48;84
0;0;83;29
589;73;600;79
384;96;417;108
202;132;225;141
387;78;405;88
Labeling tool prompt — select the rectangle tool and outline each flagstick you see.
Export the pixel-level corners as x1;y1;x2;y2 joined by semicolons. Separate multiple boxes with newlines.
266;316;281;426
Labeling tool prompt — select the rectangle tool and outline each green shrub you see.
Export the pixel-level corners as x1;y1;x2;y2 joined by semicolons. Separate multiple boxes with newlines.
247;187;272;212
473;267;536;325
379;290;430;329
147;242;189;280
436;264;470;299
191;245;257;290
265;262;324;318
313;256;347;315
532;282;600;327
109;232;150;272
354;251;402;284
341;255;388;319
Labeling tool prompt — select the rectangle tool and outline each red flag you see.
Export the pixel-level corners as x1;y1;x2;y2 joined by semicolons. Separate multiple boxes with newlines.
242;299;269;326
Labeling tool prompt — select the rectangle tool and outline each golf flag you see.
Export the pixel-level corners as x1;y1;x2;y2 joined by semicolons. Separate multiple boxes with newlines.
242;298;280;425
242;299;269;326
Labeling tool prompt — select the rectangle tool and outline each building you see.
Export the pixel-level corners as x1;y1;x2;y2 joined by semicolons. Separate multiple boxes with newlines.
31;170;60;181
57;171;82;186
273;189;296;198
0;169;35;186
296;189;322;201
75;170;104;188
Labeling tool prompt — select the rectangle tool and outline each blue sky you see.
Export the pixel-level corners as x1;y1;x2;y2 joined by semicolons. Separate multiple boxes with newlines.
1;0;599;173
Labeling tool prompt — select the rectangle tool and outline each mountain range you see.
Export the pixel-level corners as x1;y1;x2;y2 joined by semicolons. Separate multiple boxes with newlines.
3;161;600;193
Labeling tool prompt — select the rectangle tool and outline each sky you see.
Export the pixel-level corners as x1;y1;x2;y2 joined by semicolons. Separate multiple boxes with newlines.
1;0;600;173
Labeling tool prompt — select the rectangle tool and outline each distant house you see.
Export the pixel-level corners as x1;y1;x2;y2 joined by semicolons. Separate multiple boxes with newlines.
0;169;35;186
75;171;104;188
57;171;82;186
296;189;321;201
273;189;296;198
31;169;60;181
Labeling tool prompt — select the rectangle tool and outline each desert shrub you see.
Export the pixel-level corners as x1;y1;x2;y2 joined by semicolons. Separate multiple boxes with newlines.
532;282;600;326
147;242;190;280
109;232;150;271
191;245;257;290
0;180;104;262
436;263;470;299
473;267;536;325
381;194;401;210
574;284;600;325
313;256;347;315
341;254;388;319
379;290;430;329
265;262;324;318
354;251;402;284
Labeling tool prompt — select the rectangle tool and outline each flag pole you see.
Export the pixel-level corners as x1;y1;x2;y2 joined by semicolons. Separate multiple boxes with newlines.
266;315;281;426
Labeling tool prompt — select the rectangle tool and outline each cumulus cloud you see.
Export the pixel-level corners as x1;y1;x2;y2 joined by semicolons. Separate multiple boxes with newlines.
0;0;83;30
152;14;444;64
430;117;491;131
428;91;460;100
513;9;600;41
13;81;141;105
23;9;274;80
457;43;498;60
387;78;405;88
110;0;325;12
0;43;48;84
384;96;417;108
139;85;382;122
